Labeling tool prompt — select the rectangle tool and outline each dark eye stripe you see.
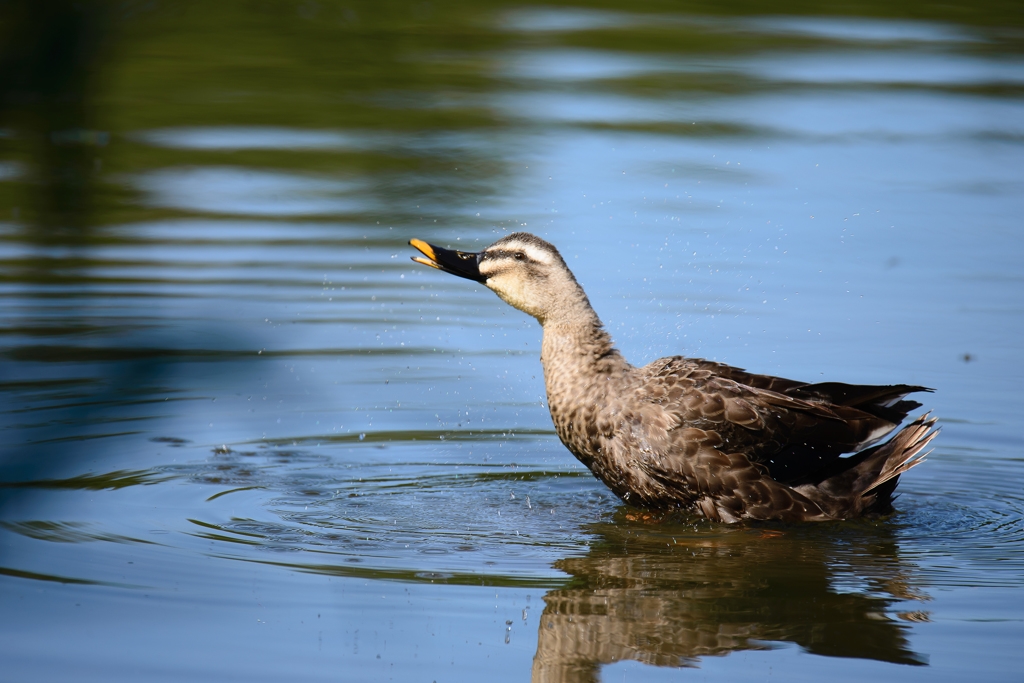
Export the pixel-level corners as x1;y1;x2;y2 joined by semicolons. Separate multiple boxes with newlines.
484;248;533;263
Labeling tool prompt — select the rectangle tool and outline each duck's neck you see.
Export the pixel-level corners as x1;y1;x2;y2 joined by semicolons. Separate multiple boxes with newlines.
539;306;633;440
541;316;630;379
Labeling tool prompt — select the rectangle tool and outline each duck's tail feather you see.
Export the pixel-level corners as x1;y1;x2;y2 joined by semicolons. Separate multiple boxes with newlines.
862;412;938;496
801;413;939;518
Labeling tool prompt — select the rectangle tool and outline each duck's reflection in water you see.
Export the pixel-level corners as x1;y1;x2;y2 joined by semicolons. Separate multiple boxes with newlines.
533;515;928;682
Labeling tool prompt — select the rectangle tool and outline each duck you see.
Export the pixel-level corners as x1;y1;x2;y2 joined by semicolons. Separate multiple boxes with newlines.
410;232;938;523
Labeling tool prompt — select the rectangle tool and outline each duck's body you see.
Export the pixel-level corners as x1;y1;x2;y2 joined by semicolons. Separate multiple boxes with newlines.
411;232;937;522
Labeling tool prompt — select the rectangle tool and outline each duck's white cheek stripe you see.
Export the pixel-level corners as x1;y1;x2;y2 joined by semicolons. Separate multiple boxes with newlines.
494;243;552;265
523;245;553;265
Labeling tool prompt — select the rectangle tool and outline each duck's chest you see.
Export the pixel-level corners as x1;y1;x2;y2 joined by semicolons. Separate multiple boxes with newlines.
544;372;693;507
543;369;634;461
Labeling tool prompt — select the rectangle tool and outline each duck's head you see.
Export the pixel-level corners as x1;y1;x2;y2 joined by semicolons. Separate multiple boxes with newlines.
410;232;587;324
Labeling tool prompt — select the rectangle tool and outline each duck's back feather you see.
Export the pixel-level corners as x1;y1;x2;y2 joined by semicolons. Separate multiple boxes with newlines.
630;357;935;519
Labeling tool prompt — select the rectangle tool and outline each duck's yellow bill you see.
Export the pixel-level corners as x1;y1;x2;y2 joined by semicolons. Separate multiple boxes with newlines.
408;238;485;282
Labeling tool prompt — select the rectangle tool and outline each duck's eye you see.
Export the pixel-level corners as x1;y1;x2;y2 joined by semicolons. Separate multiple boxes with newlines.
513;252;526;261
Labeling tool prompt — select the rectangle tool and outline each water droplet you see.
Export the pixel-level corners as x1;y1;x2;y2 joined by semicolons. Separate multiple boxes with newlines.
358;433;366;441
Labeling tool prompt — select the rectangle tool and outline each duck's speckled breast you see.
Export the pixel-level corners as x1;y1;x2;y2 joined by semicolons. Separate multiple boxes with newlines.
540;324;685;506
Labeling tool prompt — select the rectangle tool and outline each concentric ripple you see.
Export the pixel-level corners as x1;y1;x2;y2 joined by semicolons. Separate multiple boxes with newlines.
165;438;621;583
152;433;1024;596
890;454;1024;588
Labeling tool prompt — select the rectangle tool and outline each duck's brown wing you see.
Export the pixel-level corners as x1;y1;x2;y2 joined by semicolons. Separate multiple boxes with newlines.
618;418;830;522
665;357;929;424
636;356;932;486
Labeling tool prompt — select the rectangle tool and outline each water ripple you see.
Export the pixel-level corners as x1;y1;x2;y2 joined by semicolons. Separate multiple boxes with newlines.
170;443;616;581
891;460;1024;587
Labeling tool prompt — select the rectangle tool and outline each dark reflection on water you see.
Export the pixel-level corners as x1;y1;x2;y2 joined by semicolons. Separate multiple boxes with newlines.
533;519;928;682
0;0;112;231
